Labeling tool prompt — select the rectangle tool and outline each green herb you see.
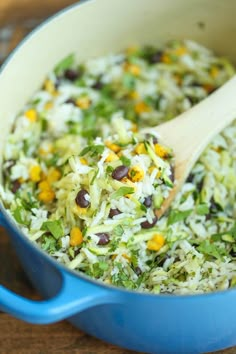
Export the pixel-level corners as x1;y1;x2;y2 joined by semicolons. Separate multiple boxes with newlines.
79;144;105;157
13;206;27;225
197;240;222;259
90;169;99;185
54;54;75;75
41;235;57;253
106;165;114;174
167;209;192;226
122;73;135;90
111;186;134;199
45;153;60;167
113;224;124;236
120;155;131;167
210;223;236;242
98;262;109;271
42;220;64;239
196;203;209;215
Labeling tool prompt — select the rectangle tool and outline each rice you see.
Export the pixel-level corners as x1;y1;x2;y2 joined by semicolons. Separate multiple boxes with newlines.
1;39;236;294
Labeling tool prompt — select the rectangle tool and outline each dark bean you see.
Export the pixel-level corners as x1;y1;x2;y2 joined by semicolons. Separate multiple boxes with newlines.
141;215;158;229
169;165;175;183
92;80;103;90
64;69;79;81
134;266;142;276
109;208;121;218
111;165;129;180
149;50;163;64
143;196;152;208
65;98;76;105
75;189;90;208
205;213;212;221
230;250;236;258
11;180;21;193
96;232;110;245
145;133;158;144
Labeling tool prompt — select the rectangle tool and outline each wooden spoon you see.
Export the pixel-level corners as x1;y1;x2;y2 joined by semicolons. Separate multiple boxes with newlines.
146;76;236;218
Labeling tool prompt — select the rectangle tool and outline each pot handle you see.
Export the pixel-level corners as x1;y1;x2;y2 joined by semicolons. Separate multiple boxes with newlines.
0;271;121;324
0;214;122;324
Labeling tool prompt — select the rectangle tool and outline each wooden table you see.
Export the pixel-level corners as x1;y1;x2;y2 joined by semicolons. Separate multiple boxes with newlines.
0;1;235;353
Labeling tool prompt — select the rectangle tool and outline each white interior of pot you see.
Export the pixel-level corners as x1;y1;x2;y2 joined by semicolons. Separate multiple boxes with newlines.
0;0;236;175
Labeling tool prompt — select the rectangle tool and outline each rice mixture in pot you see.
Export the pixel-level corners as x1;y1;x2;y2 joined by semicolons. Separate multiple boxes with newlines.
1;40;236;294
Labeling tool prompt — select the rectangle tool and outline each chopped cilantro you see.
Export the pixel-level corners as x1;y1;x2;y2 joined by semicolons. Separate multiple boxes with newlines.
111;187;134;199
120;155;131;167
196;203;209;215
167;209;192;225
42;220;64;239
80;144;105;157
54;54;75;75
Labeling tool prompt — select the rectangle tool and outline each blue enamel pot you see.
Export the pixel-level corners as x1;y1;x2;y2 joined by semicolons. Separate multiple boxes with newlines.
0;1;236;353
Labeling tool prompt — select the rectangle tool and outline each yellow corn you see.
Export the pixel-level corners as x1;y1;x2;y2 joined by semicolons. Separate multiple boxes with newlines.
135;143;147;155
203;84;214;93
210;66;219;78
134;101;150;114
29;165;41;182
38;190;55;203
25;109;37;123
148;165;161;179
128;165;144;182
122;253;131;262
161;54;171;64
105;152;119;162
154;143;169;158
124;63;141;76
76;96;91;109
129;90;139;100
47;168;61;184
80;158;88;165
44;79;57;95
147;234;165;251
131;123;138;132
73;205;87;216
38;180;51;191
38;144;53;156
174;46;188;56
70;226;83;246
105;141;121;153
44;101;54;110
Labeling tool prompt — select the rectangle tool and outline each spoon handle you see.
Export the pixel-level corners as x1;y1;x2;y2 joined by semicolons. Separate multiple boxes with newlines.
155;75;236;182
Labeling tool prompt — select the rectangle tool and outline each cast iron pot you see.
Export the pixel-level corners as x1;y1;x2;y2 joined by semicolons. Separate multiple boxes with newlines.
0;1;236;353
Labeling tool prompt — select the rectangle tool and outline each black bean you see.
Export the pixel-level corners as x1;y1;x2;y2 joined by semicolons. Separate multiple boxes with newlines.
230;250;236;258
111;165;129;180
169;165;175;183
65;98;76;105
109;208;121;218
141;215;158;229
75;189;90;208
134;266;142;276
96;232;110;245
148;50;163;64
64;69;79;81
143;196;152;208
92;80;103;90
11;180;21;193
145;133;158;144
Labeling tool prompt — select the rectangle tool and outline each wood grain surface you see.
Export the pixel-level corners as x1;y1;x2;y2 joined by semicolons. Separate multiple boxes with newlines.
0;1;235;353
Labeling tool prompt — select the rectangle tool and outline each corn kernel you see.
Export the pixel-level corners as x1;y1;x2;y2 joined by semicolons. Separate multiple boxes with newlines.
44;79;56;95
38;190;55;203
203;84;214;93
129;91;139;100
122;253;131;262
76;96;91;109
128;165;144;182
38;144;53;156
38;180;51;191
148;165;161;179
131;123;138;132
174;46;187;56
210;66;219;78
44;101;53;110
73;205;87;215
135;101;150;114
80;158;88;165
29;165;41;182
161;54;171;64
105;152;119;162
154;143;169;158
47;168;61;183
135;143;147;155
147;234;165;251
105;141;121;153
70;226;83;246
124;63;141;76
25;109;37;122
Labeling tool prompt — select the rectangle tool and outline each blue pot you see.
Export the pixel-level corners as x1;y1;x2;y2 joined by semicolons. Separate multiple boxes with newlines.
0;1;236;353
